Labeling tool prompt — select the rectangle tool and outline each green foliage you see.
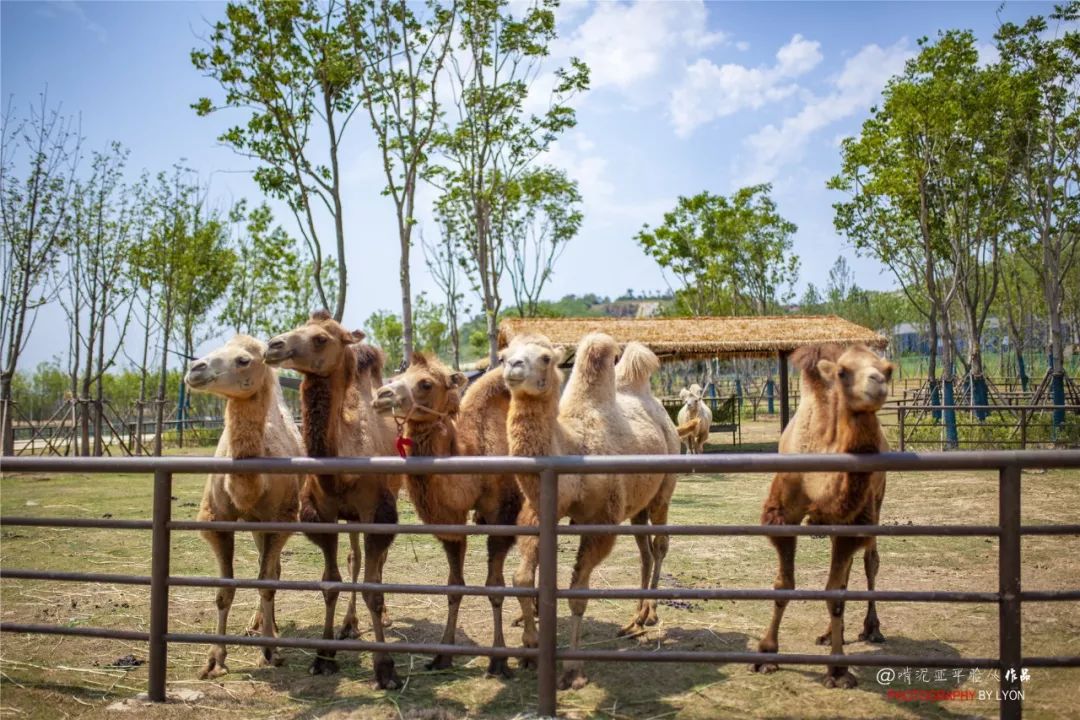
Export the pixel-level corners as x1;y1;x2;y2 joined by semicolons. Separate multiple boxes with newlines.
219;201;337;338
799;256;918;334
365;309;405;371
192;0;354;318
636;185;799;316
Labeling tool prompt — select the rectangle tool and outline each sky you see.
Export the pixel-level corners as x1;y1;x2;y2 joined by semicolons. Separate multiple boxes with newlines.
1;0;1060;368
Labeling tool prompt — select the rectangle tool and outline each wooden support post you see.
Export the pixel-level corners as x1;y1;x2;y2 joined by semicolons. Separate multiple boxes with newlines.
778;350;791;433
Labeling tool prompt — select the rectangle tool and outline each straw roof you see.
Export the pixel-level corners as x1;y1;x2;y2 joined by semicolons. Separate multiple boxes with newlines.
497;315;888;360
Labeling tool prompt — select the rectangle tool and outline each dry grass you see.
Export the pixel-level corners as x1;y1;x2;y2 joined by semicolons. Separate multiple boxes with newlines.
497;316;887;360
2;453;1079;720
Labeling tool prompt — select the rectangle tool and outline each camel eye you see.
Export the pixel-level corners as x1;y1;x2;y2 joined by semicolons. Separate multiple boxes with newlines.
314;335;328;346
883;366;893;382
838;368;848;380
541;354;551;365
419;380;433;391
236;356;251;367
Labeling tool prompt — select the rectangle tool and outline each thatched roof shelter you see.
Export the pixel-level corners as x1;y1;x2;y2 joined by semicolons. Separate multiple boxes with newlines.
497;315;888;360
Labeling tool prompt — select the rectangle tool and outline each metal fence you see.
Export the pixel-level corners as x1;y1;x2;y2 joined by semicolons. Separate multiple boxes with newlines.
888;404;1080;450
2;451;1079;719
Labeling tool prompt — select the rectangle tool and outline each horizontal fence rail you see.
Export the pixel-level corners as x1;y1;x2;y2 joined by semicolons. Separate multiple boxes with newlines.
2;451;1079;719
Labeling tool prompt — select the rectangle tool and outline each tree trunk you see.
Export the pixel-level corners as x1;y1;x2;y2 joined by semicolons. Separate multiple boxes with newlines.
153;291;174;457
400;220;414;365
0;372;14;456
940;308;958;449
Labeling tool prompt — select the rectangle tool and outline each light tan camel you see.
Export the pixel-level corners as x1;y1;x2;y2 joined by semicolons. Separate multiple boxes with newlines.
751;343;892;689
676;384;713;454
184;335;302;678
373;353;522;678
505;333;678;690
264;310;403;688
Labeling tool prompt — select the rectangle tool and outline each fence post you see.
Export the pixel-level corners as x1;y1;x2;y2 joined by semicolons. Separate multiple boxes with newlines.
148;469;172;702
537;467;558;718
898;407;906;451
999;463;1022;720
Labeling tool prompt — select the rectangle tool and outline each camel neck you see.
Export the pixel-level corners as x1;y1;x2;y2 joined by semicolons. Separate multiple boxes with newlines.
405;418;455;458
301;367;350;458
834;402;883;454
507;392;559;457
224;374;273;459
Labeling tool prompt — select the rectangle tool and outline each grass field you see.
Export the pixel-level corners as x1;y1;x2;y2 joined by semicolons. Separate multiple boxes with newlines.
2;447;1079;720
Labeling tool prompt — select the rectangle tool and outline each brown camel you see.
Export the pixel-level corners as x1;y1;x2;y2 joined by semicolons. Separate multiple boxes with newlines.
184;335;302;678
373;353;522;678
504;333;678;690
751;343;892;689
264;311;403;688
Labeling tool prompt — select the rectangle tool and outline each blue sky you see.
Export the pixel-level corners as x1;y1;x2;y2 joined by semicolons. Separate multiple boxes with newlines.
1;0;1058;367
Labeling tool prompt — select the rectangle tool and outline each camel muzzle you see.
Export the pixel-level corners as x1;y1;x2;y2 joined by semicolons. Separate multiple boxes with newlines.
263;342;293;365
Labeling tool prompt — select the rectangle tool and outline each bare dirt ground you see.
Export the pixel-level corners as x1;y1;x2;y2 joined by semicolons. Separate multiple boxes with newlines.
2;446;1078;720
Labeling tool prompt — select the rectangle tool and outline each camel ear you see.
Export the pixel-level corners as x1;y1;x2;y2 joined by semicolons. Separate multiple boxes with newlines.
679;388;689;400
340;329;363;346
817;359;838;382
448;372;468;390
310;309;332;322
882;362;895;381
552;347;566;365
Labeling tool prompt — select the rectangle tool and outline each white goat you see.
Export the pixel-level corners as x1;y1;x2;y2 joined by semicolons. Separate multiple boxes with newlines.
676;383;713;454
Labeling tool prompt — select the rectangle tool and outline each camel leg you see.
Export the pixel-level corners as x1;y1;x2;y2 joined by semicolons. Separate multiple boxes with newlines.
245;533;281;636
199;531;235;679
362;493;400;690
644;494;673;628
619;509;653;637
308;529;343;675
337;531;362;639
559;533;617;691
858;539;885;643
484;501;518;679
823;536;862;689
751;534;796;674
512;503;540;669
428;538;466;672
254;531;290;668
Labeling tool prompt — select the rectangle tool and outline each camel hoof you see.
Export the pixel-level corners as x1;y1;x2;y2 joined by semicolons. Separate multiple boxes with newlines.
824;670;858;689
487;657;514;679
198;659;229;680
381;609;393;628
815;632;831;646
617;621;644;638
258;650;285;668
374;658;400;690
425;654;453;672
859;627;885;644
336;622;360;640
309;656;339;676
751;662;780;674
519;656;537;670
557;668;588;691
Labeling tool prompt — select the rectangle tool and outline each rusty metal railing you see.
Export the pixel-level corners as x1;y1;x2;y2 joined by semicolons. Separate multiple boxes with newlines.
2;451;1080;719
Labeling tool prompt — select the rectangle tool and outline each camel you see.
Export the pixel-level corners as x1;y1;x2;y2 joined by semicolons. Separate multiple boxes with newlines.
677;384;713;454
372;353;522;678
264;310;403;688
183;335;303;678
504;333;678;690
751;343;892;689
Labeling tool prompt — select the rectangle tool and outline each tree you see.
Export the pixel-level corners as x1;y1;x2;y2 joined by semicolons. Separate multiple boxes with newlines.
636;185;799;316
432;0;589;365
58;143;137;455
413;291;448;357
365;308;404;370
192;0;357;320
505;167;582;318
422;223;465;367
0;93;81;455
997;2;1080;427
220;200;338;337
345;0;456;362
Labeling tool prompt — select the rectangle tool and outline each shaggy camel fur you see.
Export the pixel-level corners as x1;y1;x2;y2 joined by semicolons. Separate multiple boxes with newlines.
264;311;403;688
373;354;522;677
505;333;678;690
676;384;713;454
184;335;302;678
752;343;892;689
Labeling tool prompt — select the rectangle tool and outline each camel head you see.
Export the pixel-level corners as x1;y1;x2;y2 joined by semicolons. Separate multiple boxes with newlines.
502;333;563;397
816;344;894;413
263;309;363;376
373;352;466;422
680;383;704;409
185;335;271;400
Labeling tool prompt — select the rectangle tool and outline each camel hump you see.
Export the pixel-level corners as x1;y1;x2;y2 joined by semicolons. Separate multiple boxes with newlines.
354;343;386;386
615;341;660;391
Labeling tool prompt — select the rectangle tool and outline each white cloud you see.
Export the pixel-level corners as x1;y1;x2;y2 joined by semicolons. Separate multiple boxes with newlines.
669;34;823;137
739;40;913;183
557;1;728;99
